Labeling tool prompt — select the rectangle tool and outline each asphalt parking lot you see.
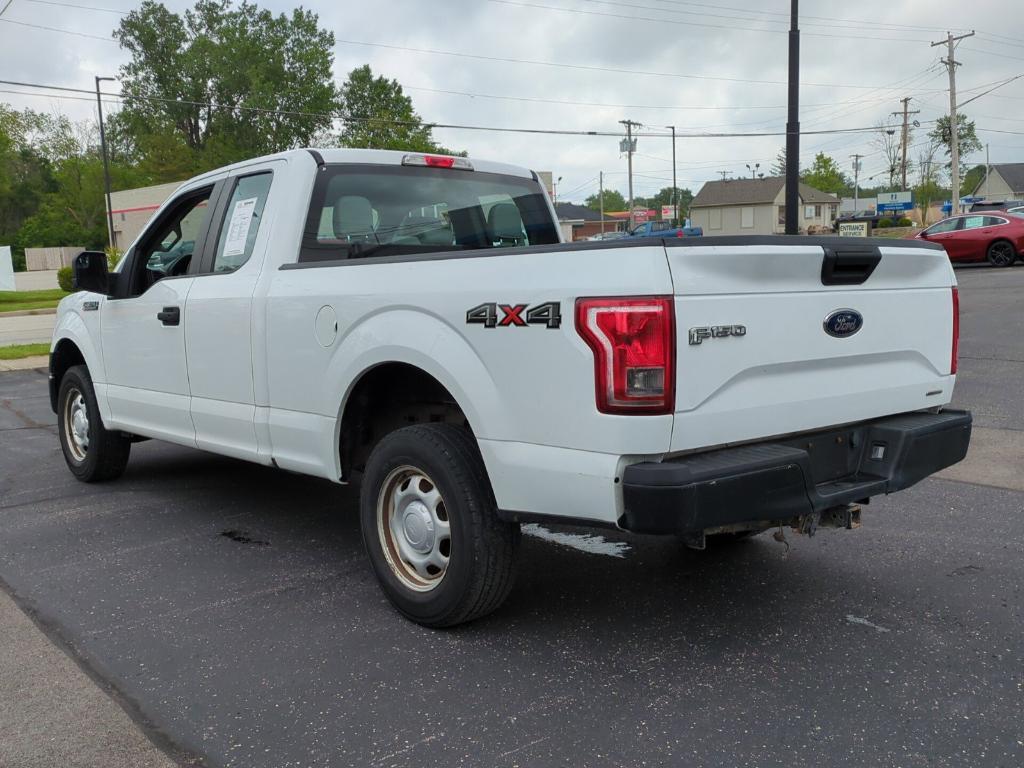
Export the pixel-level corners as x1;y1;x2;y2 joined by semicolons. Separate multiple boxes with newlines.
1;265;1022;768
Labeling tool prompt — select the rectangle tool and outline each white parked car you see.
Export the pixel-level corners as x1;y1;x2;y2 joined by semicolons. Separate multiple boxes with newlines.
50;149;971;626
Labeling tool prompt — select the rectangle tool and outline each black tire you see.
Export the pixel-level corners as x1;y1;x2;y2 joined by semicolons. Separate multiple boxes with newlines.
986;239;1017;267
57;364;131;482
360;424;519;627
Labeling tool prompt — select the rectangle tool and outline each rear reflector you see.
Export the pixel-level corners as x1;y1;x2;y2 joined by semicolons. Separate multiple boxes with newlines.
575;296;675;415
951;286;959;375
401;154;474;171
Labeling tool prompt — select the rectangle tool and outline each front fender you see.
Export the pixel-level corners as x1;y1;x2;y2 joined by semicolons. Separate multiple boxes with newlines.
50;297;108;418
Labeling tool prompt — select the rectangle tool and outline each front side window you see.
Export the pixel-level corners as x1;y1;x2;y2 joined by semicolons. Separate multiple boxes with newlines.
925;217;961;235
211;173;273;273
133;188;212;296
299;165;559;262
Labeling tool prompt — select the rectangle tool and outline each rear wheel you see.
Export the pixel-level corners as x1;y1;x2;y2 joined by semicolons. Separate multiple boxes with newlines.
359;424;519;627
57;365;131;482
986;239;1017;267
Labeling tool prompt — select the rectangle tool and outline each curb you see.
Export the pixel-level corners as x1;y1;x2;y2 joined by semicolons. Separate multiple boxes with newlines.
0;308;58;318
0;356;48;372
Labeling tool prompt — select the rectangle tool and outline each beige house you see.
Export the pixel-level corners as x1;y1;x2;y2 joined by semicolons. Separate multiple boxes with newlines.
689;177;839;236
971;163;1024;201
108;180;183;251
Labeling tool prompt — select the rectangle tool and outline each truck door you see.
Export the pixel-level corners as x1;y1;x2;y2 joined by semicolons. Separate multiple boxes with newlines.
101;182;222;444
184;165;278;462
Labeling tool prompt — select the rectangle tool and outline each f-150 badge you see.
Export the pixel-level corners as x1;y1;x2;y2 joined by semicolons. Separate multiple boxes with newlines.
688;325;746;345
466;302;561;329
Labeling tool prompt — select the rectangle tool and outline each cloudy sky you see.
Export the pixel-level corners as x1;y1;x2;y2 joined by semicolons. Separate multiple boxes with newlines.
2;0;1022;202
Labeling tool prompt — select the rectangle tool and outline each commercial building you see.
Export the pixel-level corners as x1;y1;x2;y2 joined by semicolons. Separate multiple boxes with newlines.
107;181;182;250
553;203;622;240
689;177;839;236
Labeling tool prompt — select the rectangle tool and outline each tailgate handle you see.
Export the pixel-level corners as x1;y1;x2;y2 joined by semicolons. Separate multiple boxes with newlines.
821;246;882;286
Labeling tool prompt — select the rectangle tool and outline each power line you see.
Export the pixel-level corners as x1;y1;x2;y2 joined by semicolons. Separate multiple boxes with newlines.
568;0;945;39
19;0;126;12
0;78;923;140
405;85;913;112
0;17;113;39
488;0;933;43
337;39;950;92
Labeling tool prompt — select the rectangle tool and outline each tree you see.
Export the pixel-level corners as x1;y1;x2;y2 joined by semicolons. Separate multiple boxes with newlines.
643;186;694;215
914;139;946;225
336;65;459;154
584;188;627;212
771;146;788;176
0;107;56;259
928;113;983;179
801;152;848;195
113;0;340;179
961;164;987;197
872;120;901;189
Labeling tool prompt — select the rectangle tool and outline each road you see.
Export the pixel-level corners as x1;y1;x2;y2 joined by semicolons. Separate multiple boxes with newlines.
0;312;56;345
0;265;1021;768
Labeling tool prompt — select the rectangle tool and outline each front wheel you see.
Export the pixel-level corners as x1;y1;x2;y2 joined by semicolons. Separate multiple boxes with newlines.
359;424;519;627
986;240;1017;267
57;365;131;482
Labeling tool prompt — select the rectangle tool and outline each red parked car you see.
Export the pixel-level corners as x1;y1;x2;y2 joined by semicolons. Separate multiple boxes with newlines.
910;212;1024;267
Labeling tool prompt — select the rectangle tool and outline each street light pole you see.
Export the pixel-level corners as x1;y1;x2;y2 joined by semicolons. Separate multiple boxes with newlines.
784;0;800;234
95;76;116;250
666;125;677;225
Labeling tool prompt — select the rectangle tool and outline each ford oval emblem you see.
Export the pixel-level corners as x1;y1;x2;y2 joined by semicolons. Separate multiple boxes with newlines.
823;309;863;338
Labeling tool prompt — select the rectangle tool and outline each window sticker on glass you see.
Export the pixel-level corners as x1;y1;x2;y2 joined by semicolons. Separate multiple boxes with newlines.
224;197;258;257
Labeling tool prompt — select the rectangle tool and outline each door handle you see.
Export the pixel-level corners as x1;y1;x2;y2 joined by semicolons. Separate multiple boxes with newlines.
157;306;180;326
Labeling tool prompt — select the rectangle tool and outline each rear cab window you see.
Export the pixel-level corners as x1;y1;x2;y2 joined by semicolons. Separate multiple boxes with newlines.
298;163;559;263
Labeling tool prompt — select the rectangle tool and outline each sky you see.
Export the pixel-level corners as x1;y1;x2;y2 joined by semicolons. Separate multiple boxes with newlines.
1;0;1023;203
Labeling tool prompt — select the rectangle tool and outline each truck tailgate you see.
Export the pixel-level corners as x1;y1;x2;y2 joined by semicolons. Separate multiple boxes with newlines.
665;239;956;452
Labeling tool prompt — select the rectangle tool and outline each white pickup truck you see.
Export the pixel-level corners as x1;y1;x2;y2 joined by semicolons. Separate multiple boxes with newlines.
50;148;971;626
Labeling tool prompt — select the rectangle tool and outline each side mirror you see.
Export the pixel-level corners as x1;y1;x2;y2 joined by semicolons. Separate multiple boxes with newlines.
73;251;110;294
918;231;929;239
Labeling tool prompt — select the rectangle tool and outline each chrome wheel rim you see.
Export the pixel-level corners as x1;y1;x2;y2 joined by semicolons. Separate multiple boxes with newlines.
376;465;451;592
62;387;89;462
991;242;1014;266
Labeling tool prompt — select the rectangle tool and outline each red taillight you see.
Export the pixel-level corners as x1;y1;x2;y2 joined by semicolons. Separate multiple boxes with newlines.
424;155;456;168
575;296;675;415
675;229;684;237
951;286;959;375
401;154;474;170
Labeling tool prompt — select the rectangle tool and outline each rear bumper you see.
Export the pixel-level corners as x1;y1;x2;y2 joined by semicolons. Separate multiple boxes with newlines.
620;409;972;535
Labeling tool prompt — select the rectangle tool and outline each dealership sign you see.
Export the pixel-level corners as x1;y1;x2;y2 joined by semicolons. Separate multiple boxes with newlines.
876;191;913;212
838;222;870;237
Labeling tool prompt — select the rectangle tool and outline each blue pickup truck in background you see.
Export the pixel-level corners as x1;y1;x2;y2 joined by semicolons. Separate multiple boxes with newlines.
628;220;703;238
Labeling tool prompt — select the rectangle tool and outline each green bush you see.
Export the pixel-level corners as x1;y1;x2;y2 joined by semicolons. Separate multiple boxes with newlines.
896;217;913;227
105;246;122;271
57;266;75;293
877;218;894;228
12;250;26;272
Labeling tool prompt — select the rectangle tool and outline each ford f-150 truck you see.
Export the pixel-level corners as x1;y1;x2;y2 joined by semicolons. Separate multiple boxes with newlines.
50;148;971;627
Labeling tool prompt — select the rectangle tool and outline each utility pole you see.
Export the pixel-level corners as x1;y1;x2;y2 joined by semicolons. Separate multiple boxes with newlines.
784;0;800;234
718;170;730;181
666;125;677;225
95;76;116;250
932;30;974;215
619;119;640;229
892;97;920;191
850;153;863;210
599;171;605;234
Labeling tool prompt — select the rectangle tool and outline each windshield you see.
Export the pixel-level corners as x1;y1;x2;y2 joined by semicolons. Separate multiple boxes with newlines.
299;164;558;263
